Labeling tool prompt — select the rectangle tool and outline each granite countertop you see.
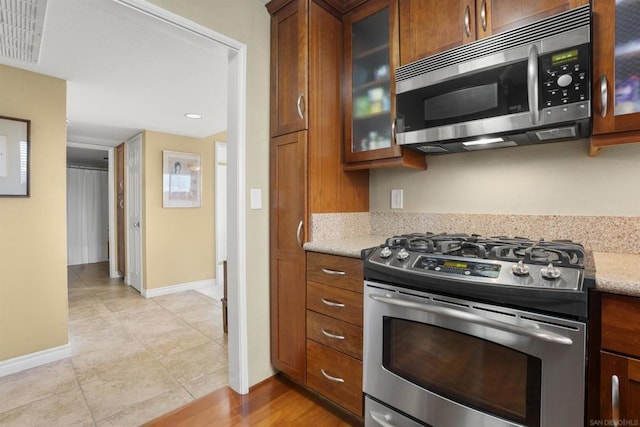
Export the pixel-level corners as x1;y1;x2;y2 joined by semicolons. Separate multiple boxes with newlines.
593;252;640;297
304;236;386;259
304;238;640;298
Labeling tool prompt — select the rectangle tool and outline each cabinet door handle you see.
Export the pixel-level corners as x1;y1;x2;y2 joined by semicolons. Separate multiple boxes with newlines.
391;117;397;146
321;268;346;276
296;220;303;248
321;328;345;340
321;369;345;383
321;298;345;308
612;374;620;424
600;74;608;118
296;93;305;120
480;0;487;31
464;5;471;37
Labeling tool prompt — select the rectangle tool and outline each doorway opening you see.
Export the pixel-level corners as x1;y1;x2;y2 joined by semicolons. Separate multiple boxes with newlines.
66;142;117;277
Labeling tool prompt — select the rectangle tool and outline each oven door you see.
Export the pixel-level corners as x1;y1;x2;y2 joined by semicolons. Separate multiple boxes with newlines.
363;282;586;427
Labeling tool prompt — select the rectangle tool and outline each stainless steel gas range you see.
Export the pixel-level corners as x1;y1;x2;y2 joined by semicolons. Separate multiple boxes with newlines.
362;233;595;427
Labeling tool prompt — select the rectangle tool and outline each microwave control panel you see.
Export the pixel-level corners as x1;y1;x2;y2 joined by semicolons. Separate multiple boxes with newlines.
539;43;590;109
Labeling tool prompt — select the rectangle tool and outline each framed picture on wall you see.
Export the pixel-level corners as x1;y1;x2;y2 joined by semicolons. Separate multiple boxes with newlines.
0;116;30;197
162;150;201;208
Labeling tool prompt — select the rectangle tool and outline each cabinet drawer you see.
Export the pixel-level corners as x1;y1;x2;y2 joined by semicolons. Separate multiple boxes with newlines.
306;252;363;293
602;293;640;357
307;310;363;360
307;281;363;326
306;339;363;417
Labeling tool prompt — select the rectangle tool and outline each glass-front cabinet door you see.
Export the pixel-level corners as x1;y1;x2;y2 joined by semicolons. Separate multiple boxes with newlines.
350;6;392;154
343;0;425;169
591;0;640;154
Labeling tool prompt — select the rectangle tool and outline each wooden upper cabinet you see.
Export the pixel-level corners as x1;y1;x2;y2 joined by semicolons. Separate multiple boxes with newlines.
343;0;426;170
479;0;588;39
590;0;640;156
399;0;475;64
270;0;308;137
398;0;588;65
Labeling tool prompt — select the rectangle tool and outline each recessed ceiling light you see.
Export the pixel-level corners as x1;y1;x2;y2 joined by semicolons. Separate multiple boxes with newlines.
185;113;203;119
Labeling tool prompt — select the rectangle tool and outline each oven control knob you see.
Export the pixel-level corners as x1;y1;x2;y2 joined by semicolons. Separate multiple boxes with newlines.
380;247;392;258
541;263;561;280
397;248;410;261
511;260;530;276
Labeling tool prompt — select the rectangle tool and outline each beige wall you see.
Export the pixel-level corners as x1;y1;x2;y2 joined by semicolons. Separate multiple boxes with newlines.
371;139;640;216
0;65;68;361
143;0;272;386
142;131;215;289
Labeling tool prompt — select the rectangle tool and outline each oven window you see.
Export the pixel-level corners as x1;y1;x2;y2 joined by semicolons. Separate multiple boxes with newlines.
383;318;541;426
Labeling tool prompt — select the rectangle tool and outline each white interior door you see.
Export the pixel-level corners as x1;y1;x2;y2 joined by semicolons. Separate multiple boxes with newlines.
126;133;143;292
215;142;227;299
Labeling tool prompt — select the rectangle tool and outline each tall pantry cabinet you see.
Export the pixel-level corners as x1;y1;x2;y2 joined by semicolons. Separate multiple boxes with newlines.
267;0;369;384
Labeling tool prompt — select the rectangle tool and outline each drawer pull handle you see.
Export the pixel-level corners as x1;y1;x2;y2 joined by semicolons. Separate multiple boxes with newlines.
321;369;344;383
321;298;345;308
370;411;396;427
321;329;345;340
321;268;346;276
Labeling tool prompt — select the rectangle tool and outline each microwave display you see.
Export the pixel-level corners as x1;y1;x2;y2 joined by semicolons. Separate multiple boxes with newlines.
552;49;579;66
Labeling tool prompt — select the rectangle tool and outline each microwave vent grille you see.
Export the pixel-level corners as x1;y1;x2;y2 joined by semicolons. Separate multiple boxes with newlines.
396;4;590;83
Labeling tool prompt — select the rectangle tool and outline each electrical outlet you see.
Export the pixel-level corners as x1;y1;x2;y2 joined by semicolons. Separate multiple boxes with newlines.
391;189;403;209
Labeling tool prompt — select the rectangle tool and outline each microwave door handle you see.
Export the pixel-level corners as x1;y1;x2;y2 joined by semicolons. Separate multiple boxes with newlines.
527;44;540;125
369;294;573;345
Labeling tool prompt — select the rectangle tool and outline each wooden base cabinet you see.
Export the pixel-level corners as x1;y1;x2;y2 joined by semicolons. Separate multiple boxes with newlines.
597;293;640;425
306;252;364;417
600;351;640;425
270;131;307;382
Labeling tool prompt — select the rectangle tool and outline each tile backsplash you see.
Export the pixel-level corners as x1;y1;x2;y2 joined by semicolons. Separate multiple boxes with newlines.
311;212;640;254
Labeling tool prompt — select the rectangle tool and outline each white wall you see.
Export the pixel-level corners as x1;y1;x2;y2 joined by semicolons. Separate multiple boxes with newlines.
370;139;640;216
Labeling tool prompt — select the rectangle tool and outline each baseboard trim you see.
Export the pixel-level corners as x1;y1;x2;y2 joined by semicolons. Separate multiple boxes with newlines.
0;343;72;378
143;279;216;298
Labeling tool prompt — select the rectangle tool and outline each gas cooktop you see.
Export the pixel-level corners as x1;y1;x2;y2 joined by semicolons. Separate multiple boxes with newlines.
363;232;595;320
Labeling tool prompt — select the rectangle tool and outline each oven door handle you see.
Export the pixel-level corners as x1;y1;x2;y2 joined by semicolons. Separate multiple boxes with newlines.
369;294;573;345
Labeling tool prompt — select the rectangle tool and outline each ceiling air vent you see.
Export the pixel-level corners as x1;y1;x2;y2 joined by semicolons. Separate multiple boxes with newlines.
0;0;48;63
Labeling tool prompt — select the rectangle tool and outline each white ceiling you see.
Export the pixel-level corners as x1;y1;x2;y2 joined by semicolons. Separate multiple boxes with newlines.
0;0;231;161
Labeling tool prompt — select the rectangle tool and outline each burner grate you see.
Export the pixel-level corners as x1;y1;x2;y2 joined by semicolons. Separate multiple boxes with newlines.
381;232;585;269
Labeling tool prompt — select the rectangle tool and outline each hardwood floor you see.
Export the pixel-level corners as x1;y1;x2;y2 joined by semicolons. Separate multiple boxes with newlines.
144;375;362;426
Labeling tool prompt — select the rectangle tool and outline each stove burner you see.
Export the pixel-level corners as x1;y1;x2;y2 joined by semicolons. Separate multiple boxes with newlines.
383;232;585;268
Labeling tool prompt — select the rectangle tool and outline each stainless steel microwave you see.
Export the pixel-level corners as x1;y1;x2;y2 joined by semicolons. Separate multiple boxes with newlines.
395;5;591;154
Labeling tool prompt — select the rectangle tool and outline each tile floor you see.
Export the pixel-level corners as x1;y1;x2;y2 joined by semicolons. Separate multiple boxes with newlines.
0;262;228;426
